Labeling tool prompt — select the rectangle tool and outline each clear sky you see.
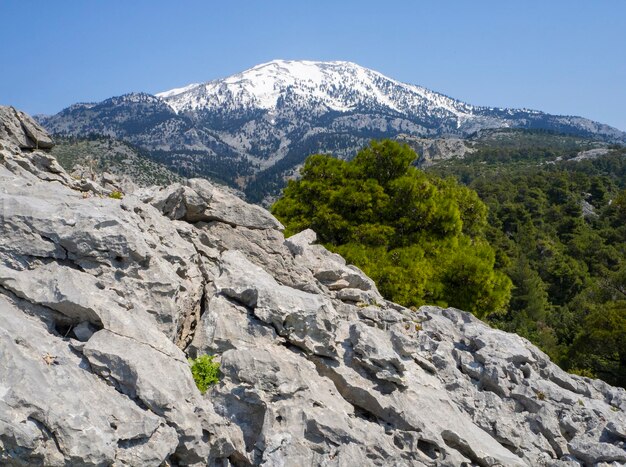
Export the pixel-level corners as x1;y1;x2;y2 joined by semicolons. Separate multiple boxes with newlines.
1;1;624;130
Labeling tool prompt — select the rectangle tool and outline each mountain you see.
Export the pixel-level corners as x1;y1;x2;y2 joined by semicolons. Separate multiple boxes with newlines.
4;106;626;466
38;60;626;202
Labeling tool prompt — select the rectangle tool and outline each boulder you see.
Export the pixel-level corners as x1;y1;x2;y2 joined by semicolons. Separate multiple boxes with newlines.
285;229;381;294
142;178;284;230
0;106;54;150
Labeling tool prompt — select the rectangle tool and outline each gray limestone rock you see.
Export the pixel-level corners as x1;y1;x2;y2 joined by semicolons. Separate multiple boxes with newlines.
1;107;625;466
285;228;380;293
0;294;179;466
198;221;320;293
0;106;54;150
142;178;284;230
350;322;407;386
567;438;626;465
215;250;338;357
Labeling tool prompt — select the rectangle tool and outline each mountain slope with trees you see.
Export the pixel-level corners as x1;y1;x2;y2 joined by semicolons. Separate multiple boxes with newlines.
274;136;626;388
51;136;184;187
428;143;626;387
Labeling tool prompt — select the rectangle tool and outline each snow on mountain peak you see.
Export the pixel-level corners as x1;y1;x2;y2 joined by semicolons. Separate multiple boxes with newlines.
156;82;202;99
156;59;470;117
39;59;626;204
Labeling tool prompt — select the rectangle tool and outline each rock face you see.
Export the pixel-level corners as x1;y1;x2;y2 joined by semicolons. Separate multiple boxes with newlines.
397;134;474;167
0;106;54;150
1;105;625;466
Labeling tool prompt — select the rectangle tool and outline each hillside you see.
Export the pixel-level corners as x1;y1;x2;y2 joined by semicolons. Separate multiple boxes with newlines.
425;134;626;387
37;60;626;202
51;136;184;187
398;129;610;167
3;106;626;466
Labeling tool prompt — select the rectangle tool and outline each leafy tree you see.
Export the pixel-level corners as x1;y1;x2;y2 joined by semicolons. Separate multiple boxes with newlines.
272;140;511;317
568;301;626;386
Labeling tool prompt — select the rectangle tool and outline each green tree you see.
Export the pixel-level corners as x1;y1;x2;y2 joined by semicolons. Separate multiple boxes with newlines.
425;142;626;387
568;301;626;386
272;140;511;316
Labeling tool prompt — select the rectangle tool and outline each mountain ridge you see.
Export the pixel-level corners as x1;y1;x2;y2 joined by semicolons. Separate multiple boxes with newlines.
155;59;623;136
156;60;475;117
37;60;626;201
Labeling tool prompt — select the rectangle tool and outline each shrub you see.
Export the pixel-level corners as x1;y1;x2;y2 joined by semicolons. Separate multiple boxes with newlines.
108;190;124;199
189;355;220;394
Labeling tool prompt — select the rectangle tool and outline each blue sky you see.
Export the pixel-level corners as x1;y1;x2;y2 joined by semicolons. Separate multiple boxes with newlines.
1;1;624;130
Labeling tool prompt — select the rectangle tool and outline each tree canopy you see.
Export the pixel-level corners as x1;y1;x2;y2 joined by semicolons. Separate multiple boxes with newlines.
272;140;511;317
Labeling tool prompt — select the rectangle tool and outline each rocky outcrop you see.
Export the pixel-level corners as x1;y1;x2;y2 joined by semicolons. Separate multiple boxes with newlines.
0;106;54;150
397;134;474;167
1;106;625;466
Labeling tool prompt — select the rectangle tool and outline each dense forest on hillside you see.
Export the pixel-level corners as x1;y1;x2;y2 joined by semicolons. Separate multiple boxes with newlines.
274;136;626;388
428;142;626;387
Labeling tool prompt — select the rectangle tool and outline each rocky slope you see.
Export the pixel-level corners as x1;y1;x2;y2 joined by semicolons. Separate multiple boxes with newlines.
396;134;475;167
50;137;184;187
1;105;626;466
37;60;626;202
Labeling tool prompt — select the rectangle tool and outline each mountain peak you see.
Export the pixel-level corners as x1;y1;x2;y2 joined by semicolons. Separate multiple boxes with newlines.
156;59;370;99
156;58;455;115
249;58;363;70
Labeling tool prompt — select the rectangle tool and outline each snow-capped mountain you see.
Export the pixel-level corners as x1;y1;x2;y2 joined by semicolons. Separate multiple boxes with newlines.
158;60;473;117
38;59;626;201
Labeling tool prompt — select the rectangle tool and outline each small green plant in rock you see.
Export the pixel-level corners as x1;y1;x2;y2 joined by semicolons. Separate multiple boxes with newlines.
108;190;124;199
189;355;220;394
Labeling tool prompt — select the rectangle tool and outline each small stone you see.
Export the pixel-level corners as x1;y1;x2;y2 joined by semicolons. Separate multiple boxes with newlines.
42;352;58;365
327;279;350;290
73;321;97;342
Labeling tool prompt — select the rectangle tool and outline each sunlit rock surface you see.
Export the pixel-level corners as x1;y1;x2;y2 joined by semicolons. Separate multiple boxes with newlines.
1;106;625;466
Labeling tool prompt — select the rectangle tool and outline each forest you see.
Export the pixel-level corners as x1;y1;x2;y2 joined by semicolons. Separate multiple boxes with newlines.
429;142;626;387
273;138;626;388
